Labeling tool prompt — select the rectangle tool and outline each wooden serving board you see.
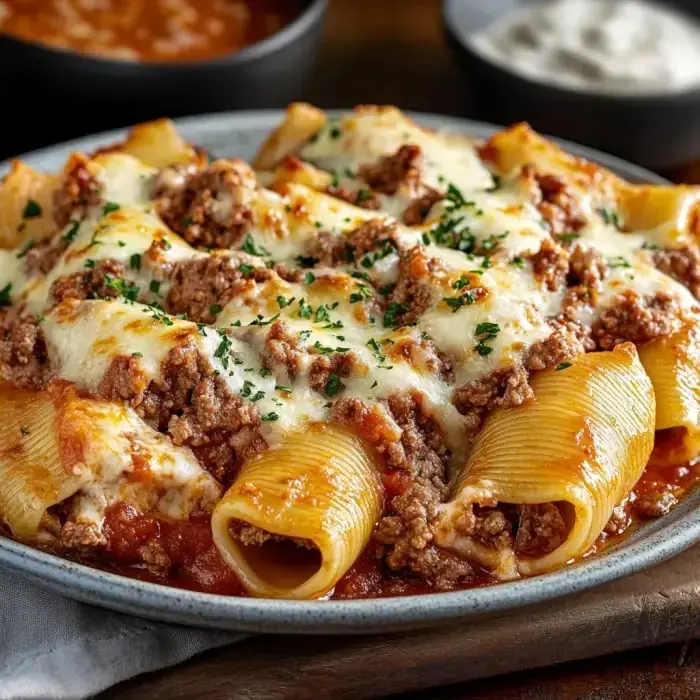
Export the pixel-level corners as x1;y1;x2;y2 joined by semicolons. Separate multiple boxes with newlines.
101;544;700;699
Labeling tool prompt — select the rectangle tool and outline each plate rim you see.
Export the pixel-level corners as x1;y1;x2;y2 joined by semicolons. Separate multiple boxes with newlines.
3;109;695;634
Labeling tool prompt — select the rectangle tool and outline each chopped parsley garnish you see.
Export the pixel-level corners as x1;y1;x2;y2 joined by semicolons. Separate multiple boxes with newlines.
161;238;172;251
84;259;96;268
239;263;254;276
298;298;313;319
16;239;35;259
486;175;502;192
480;256;493;269
261;412;279;422
248;313;280;326
0;283;12;308
118;241;126;248
355;189;372;205
474;322;500;356
19;426;30;436
359;239;396;269
556;362;572;370
181;216;194;228
325;373;343;397
367;337;392;368
209;304;223;316
298;329;312;341
304;271;316;285
102;201;120;216
241;234;270;257
129;253;141;271
197;323;208;336
598;207;621;227
557;232;581;243
481;231;509;252
131;352;143;358
214;331;233;369
313;340;349;354
295;255;319;268
443;290;477;312
329;124;342;140
314;304;330;323
608;256;631;269
149;280;161;294
349;283;372;303
641;241;660;251
444;183;472;211
383;302;408;327
104;276;139;302
61;220;81;243
276;295;296;309
511;256;526;268
351;270;371;282
145;303;174;326
275;384;292;393
22;199;42;218
378;283;395;296
452;274;471;290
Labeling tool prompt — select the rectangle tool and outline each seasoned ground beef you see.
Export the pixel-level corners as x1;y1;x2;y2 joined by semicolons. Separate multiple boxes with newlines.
653;246;700;299
375;480;473;590
230;521;315;550
514;503;568;555
50;259;126;304
592;290;681;350
521;165;587;235
386;335;455;383
358;144;422;195
166;252;273;323
152;160;256;249
402;187;442;226
452;363;534;435
24;237;69;276
59;520;106;550
529;236;569;291
325;185;382;211
0;310;51;390
262;320;305;382
53;154;101;229
567;243;609;291
306;219;398;268
99;341;266;484
308;351;364;396
386;245;442;326
634;488;679;517
527;319;594;371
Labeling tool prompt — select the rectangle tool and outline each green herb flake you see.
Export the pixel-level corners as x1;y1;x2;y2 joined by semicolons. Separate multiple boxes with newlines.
556;362;572;371
22;199;42;219
241;234;270;257
209;304;223;316
102;201;121;216
325;373;343;396
0;283;12;308
129;253;141;271
383;302;409;327
261;412;279;422
16;239;35;259
61;220;81;243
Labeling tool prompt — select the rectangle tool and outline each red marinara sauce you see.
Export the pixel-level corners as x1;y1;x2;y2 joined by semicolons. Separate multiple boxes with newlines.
0;0;307;62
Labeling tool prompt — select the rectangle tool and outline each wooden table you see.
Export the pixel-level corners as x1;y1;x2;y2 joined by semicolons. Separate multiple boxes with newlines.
5;1;700;697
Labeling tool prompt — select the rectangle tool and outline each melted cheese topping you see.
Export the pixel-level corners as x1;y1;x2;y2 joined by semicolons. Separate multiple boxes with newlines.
3;111;700;546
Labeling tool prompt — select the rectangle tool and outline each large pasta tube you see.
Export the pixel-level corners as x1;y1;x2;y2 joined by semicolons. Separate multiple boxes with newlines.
436;343;655;578
212;423;382;599
0;381;94;538
637;324;700;466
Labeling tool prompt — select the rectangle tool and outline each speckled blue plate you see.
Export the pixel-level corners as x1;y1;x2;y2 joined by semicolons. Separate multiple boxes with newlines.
1;112;698;634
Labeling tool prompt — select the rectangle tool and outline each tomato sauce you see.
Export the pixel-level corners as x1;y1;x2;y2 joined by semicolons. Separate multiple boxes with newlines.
0;0;307;62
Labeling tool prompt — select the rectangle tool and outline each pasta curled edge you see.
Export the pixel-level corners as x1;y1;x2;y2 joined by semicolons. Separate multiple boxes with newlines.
435;343;656;578
211;423;382;599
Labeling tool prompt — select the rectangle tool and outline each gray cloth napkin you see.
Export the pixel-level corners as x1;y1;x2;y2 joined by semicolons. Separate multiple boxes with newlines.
0;570;241;700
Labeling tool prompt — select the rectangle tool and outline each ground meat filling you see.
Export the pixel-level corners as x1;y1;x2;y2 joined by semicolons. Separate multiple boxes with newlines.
653;246;700;299
527;319;594;371
452;363;535;435
567;243;609;291
325;185;382;211
521;165;587;235
402;187;443;226
358;144;423;196
152;160;257;249
50;259;126;305
592;290;681;350
230;521;315;550
166;252;273;323
514;503;569;555
332;392;472;589
99;342;266;484
262;320;305;383
25;237;70;276
308;351;364;397
306;219;398;268
528;236;569;291
0;310;51;390
634;487;679;517
386;245;443;326
53;154;102;229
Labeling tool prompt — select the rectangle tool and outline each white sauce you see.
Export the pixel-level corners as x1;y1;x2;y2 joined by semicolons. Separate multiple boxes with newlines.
471;0;700;95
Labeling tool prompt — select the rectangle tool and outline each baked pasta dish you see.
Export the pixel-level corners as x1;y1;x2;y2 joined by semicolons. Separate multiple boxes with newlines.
0;105;698;600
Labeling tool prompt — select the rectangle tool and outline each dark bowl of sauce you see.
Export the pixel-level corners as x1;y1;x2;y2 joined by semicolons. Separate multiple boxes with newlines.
442;0;700;171
0;0;326;142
